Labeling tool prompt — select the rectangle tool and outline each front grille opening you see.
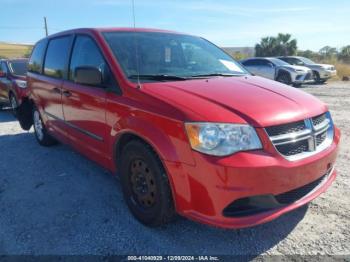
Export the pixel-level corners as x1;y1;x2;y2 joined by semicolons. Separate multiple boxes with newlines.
276;140;308;156
223;172;329;218
275;173;327;204
312;113;326;126
316;132;327;146
265;120;306;136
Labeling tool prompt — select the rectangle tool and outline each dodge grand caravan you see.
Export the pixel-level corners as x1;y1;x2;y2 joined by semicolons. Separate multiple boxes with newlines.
17;28;340;229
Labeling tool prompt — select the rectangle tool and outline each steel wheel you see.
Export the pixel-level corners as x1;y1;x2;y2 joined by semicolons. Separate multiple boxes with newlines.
10;95;18;110
130;159;157;209
120;140;175;226
33;110;44;141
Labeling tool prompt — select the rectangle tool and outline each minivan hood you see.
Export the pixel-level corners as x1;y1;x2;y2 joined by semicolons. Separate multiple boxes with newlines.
142;75;327;127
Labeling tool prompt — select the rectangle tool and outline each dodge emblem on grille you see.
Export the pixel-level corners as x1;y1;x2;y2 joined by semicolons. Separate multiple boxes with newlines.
305;119;317;151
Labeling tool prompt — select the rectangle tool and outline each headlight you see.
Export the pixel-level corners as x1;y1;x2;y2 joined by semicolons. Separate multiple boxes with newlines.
14;79;27;89
185;122;262;156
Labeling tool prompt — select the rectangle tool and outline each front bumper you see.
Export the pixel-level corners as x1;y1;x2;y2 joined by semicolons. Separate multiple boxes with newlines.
319;70;337;80
165;127;340;229
292;71;314;84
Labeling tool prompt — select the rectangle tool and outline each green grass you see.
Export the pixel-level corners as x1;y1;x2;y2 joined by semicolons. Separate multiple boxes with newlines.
0;43;33;59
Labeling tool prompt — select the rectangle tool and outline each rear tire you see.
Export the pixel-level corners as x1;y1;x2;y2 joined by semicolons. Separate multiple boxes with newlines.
32;106;57;146
276;72;292;85
120;140;176;227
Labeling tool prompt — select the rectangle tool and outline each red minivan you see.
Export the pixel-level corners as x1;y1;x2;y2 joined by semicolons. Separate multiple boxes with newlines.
18;28;340;229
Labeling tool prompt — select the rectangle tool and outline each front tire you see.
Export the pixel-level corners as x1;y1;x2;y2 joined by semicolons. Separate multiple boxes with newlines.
313;71;326;84
120;140;176;227
32;107;57;146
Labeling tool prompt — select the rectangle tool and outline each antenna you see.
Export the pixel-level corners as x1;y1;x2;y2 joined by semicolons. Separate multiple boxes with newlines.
43;17;48;37
131;0;141;89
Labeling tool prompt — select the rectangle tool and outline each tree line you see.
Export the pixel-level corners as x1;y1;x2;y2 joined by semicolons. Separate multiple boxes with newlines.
255;33;350;63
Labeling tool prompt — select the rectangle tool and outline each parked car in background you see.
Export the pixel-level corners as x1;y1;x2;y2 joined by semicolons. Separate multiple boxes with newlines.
17;28;340;229
240;57;313;86
278;56;337;83
0;58;29;111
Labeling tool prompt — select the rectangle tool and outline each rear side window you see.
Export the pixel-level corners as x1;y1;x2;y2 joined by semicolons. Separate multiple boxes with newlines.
0;62;8;74
44;36;72;79
260;60;271;66
28;39;47;74
69;35;118;89
243;59;259;66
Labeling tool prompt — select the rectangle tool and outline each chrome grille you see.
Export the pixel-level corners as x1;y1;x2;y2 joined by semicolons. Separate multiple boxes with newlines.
312;113;326;126
265;120;305;136
265;112;334;161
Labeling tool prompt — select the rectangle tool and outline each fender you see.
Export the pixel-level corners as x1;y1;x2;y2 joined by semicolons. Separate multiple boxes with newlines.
111;114;196;168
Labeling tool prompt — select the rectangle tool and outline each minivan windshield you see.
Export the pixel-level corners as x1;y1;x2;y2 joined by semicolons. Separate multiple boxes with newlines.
103;32;249;82
8;60;28;76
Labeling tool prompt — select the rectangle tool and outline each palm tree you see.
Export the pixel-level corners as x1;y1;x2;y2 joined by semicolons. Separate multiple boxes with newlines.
255;37;278;56
255;33;297;56
339;45;350;62
276;33;297;56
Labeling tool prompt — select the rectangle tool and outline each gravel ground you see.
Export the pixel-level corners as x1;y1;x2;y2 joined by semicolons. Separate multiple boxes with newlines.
0;81;349;257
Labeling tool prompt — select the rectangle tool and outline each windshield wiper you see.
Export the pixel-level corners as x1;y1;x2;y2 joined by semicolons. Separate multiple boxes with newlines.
128;74;188;81
190;73;245;77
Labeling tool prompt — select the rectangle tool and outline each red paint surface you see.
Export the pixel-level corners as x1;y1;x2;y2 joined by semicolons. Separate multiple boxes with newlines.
27;28;341;228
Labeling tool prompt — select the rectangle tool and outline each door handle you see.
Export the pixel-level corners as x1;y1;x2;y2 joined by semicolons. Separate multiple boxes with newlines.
52;87;61;94
62;90;72;97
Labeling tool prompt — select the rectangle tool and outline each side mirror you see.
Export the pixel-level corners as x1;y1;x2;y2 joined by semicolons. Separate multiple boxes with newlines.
0;71;6;78
74;66;102;86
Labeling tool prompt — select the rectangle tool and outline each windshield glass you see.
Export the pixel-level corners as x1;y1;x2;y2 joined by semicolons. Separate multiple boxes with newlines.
103;32;248;81
268;58;290;66
8;60;28;76
298;57;316;65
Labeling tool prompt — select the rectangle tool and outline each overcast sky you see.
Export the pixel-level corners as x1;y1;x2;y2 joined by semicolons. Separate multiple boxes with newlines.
1;0;349;51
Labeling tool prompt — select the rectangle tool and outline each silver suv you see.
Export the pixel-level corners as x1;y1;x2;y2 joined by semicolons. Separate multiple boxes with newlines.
240;57;313;86
278;56;337;84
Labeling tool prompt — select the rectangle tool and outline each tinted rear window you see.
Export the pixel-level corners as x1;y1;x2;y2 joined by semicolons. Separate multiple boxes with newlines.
9;61;28;76
28;40;47;74
44;36;72;79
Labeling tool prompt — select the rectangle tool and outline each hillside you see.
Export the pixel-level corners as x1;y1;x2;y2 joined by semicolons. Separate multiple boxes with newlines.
222;47;255;58
0;42;33;59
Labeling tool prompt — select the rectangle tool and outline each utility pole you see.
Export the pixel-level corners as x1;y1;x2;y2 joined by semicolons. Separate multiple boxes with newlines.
44;17;48;37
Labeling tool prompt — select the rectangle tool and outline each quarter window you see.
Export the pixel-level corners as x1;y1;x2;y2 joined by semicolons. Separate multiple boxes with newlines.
44;36;72;78
28;39;47;74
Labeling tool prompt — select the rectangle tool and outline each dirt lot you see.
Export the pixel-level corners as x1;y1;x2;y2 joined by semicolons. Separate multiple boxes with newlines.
0;81;349;257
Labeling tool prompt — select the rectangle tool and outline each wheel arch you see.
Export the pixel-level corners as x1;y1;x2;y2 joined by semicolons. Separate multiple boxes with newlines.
113;131;180;211
276;68;291;78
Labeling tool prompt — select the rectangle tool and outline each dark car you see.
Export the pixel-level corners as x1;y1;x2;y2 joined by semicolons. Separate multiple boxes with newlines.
0;58;29;111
